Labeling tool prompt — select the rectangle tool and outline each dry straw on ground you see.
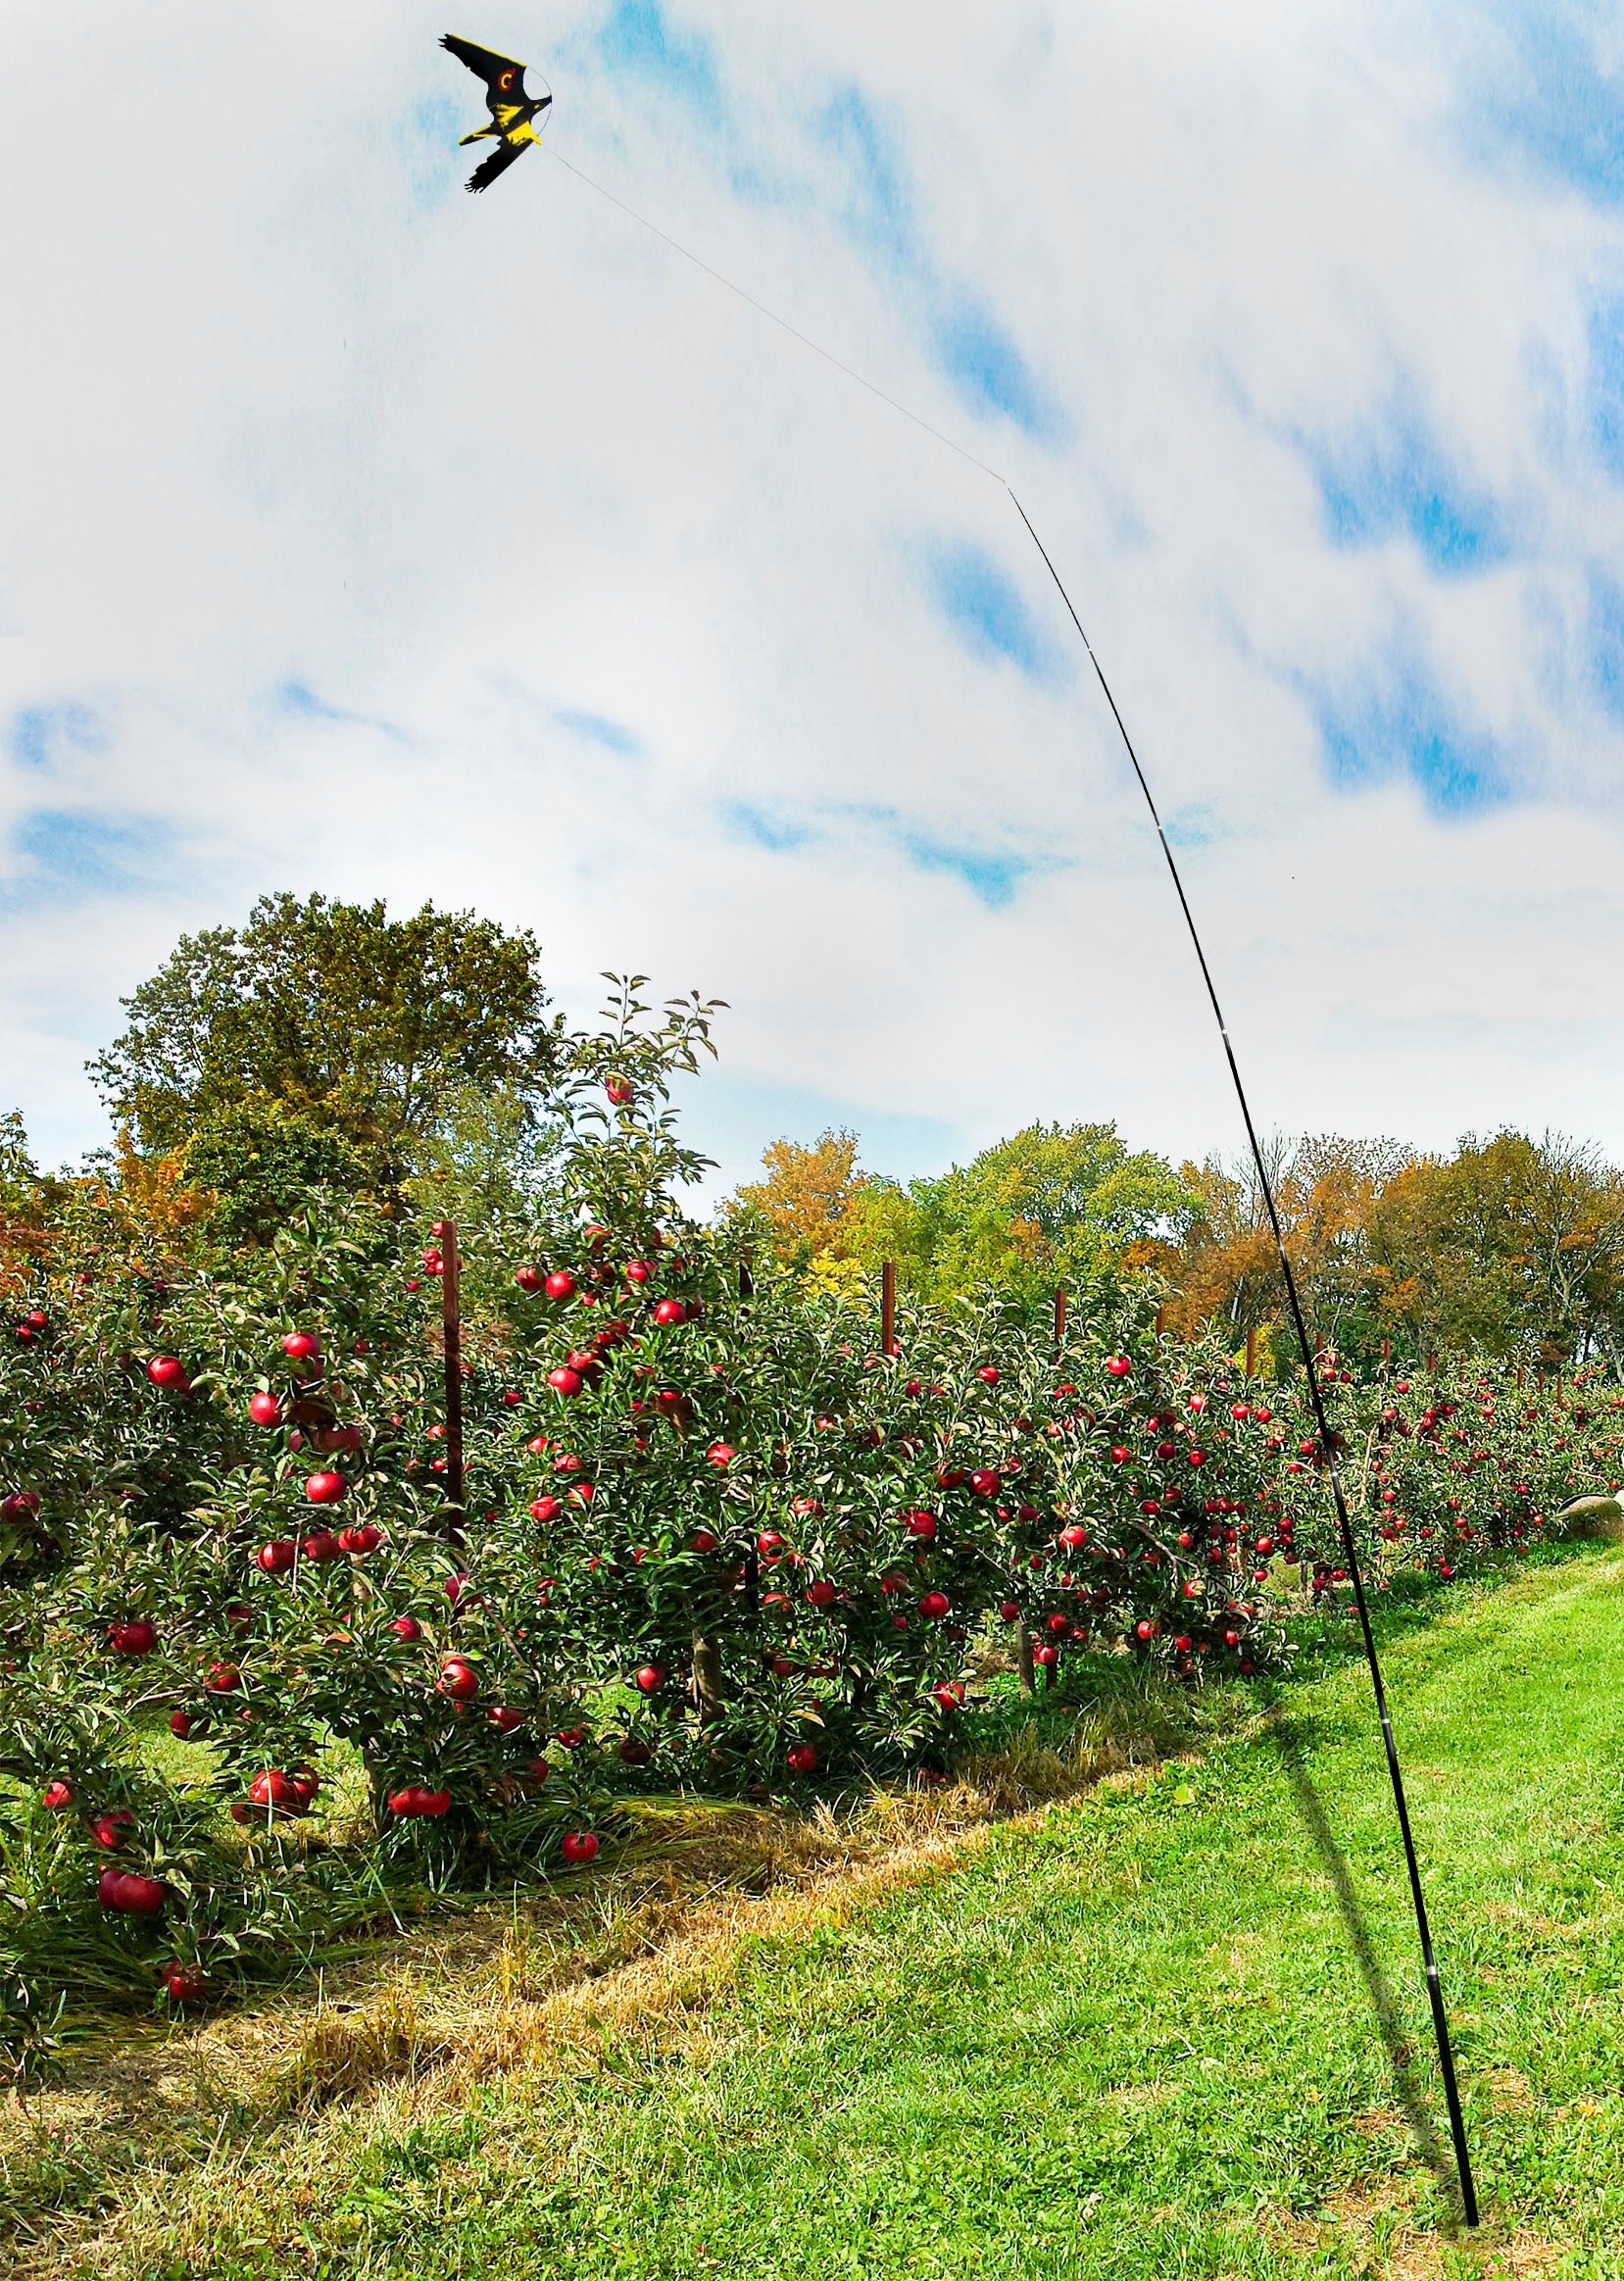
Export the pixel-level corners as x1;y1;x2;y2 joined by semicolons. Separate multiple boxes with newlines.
3;1695;1181;2277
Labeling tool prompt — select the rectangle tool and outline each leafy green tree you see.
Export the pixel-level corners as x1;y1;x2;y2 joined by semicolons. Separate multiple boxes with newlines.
88;894;562;1195
725;1130;868;1269
1369;1132;1624;1364
0;1112;39;1226
839;1121;1196;1303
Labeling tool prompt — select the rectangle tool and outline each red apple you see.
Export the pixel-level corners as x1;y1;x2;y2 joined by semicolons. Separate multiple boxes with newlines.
652;1299;686;1326
387;1785;451;1817
547;1367;584;1398
918;1591;952;1619
438;1657;478;1701
530;1495;562;1522
146;1356;189;1390
249;1769;297;1809
301;1531;343;1562
161;1962;209;2006
515;1264;544;1294
280;1332;320;1363
634;1664;664;1693
545;1269;577;1301
248;1391;283;1428
785;1745;818;1774
487;1706;524;1733
99;1869;166;1915
42;1779;74;1810
561;1830;600;1862
389;1616;421;1642
303;1470;347;1506
107;1618;158;1656
1105;1356;1132;1378
170;1710;201;1738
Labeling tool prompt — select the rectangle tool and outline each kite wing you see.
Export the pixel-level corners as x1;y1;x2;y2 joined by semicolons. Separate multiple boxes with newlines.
467;140;527;193
441;32;533;109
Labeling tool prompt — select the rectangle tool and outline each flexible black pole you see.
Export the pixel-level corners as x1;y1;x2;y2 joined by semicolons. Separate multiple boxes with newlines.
541;147;1478;2223
1007;492;1478;2228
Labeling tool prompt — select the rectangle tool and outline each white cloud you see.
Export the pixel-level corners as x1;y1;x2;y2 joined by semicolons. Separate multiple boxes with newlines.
5;0;1624;1192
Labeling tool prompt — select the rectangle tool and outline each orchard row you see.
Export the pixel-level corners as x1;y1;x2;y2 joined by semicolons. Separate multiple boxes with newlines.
0;1192;1614;2040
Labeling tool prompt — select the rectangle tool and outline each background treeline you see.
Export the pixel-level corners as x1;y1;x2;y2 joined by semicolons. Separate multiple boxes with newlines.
727;1127;1624;1372
4;890;1622;1372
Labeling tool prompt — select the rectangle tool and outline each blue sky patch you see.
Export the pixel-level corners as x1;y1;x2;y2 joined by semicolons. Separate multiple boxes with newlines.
675;1067;962;1196
817;87;914;272
722;799;815;852
924;539;1053;677
933;298;1060;438
274;681;407;739
719;794;1052;909
1590;298;1624;479
1316;664;1509;815
555;707;642;757
8;701;106;772
1589;570;1624;717
598;0;720;117
892;828;1033;908
1162;803;1225;850
1313;410;1510;575
6;810;174;905
1468;4;1624;206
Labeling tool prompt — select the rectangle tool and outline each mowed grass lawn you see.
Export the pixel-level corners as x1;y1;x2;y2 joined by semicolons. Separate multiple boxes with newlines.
64;1550;1624;2279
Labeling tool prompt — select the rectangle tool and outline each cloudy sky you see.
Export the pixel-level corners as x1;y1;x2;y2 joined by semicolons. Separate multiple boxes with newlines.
5;1;1624;1197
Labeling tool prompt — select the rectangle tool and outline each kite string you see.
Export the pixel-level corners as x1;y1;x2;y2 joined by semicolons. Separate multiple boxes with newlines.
547;146;1006;483
545;136;1478;2228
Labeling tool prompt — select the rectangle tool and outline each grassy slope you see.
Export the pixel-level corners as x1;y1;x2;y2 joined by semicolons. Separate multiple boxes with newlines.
83;1551;1624;2277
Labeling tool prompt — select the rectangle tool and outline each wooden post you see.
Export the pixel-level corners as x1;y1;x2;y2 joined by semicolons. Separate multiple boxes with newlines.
692;1632;724;1722
1245;1325;1256;1377
1314;1330;1325;1359
881;1260;897;1358
442;1219;466;1538
1018;1624;1036;1693
1426;1351;1436;1376
1054;1286;1067;1350
1155;1304;1165;1338
1382;1338;1392;1366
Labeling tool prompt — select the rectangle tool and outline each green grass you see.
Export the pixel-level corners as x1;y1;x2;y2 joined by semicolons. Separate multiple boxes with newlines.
44;1548;1624;2276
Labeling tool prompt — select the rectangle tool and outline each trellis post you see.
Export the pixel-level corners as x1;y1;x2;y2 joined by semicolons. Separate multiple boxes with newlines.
441;1219;466;1540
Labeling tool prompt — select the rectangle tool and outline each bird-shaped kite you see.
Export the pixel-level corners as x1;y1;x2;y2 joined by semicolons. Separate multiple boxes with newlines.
441;33;552;192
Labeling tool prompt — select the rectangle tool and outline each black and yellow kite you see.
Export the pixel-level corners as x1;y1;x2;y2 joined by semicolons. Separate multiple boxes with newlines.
441;33;552;192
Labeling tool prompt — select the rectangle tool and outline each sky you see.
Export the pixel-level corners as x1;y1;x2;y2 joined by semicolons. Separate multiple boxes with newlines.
6;0;1624;1200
